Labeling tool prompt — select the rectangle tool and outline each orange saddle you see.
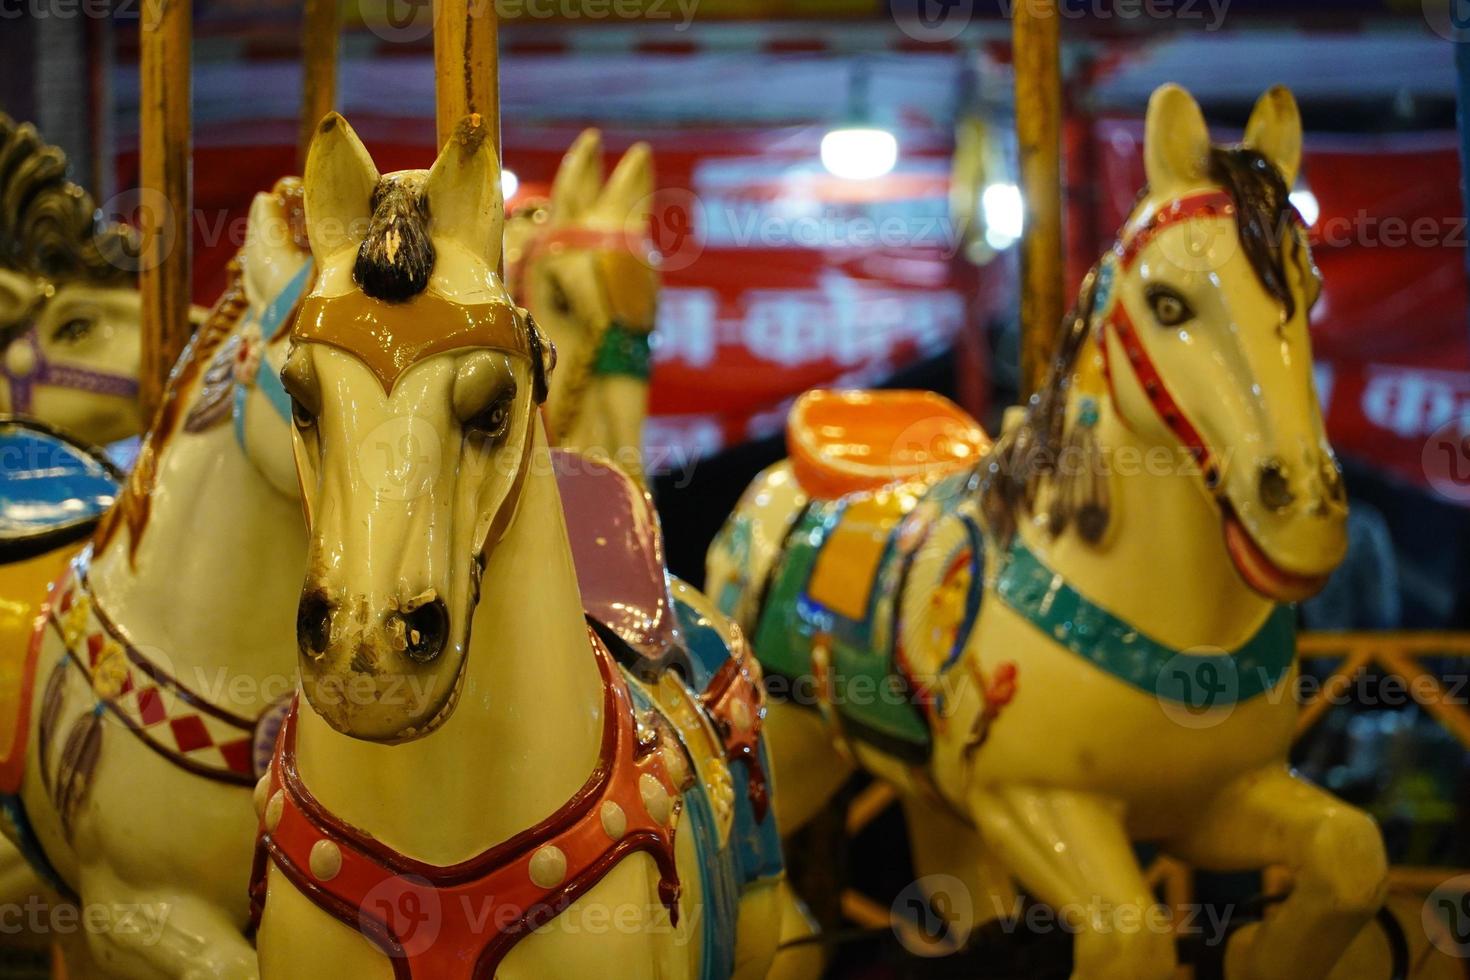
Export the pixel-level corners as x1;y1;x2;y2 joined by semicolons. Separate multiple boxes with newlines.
787;389;991;500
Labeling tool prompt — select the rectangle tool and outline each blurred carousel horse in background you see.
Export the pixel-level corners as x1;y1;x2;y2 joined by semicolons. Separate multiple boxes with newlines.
0;113;204;449
708;84;1389;980
506;129;659;482
0;176;314;978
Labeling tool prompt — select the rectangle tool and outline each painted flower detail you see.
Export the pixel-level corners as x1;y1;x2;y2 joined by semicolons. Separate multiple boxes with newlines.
984;661;1019;709
60;593;91;650
91;639;129;700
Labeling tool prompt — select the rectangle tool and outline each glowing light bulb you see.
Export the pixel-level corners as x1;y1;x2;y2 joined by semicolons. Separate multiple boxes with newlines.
820;127;899;181
501;169;520;202
982;182;1024;250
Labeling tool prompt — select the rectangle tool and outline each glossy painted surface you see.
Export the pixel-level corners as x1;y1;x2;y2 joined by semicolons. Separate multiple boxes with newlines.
0;420;121;537
556;447;680;661
787;389;990;500
0;178;312;977
258;112;815;980
709;86;1386;980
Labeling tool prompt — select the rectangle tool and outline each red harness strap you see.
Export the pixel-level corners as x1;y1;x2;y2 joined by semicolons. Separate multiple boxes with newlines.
1098;190;1247;492
251;630;681;979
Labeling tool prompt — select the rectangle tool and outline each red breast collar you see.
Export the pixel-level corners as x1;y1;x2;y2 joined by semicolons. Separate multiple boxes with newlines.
250;628;681;979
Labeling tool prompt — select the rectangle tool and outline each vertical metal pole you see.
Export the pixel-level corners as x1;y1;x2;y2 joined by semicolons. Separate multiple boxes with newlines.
298;0;342;173
1013;0;1064;400
138;0;192;422
433;0;500;157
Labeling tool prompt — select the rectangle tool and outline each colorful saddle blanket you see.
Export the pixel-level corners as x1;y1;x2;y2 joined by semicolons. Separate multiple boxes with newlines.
0;418;123;564
750;468;983;763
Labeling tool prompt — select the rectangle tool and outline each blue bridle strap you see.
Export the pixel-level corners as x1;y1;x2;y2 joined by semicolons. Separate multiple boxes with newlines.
234;260;313;449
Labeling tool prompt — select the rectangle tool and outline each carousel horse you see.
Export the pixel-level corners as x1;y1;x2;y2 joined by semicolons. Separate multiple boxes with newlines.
0;176;315;978
505;129;659;481
252;112;816;980
707;84;1387;980
0;113;199;447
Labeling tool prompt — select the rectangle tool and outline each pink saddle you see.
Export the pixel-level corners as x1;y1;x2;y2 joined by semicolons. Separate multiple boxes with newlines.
553;450;684;673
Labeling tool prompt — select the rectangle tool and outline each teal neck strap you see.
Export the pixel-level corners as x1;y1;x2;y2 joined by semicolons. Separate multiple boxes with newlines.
592;321;653;381
234;260;314;448
994;540;1295;705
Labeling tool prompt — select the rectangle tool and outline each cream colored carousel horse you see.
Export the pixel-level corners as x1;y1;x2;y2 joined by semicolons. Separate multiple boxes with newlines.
253;112;815;980
0;177;313;978
708;84;1387;980
505;129;659;481
0;113;199;447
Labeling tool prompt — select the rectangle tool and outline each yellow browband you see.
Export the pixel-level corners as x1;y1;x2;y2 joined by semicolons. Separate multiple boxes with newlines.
293;291;536;395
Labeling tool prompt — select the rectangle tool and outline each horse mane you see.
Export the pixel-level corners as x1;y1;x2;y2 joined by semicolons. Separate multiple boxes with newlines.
354;173;434;302
979;145;1305;546
0;113;140;286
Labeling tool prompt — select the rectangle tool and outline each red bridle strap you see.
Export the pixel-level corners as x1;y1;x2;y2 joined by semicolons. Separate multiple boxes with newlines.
1098;190;1246;491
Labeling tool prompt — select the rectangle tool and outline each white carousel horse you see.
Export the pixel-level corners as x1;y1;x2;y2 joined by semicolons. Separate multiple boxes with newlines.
707;84;1388;980
253;111;817;980
0;177;314;978
505;129;659;481
0;113;198;447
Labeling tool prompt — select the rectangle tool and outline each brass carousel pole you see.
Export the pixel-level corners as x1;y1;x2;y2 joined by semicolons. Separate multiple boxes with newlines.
297;0;341;173
433;0;500;155
1013;0;1064;400
138;0;192;422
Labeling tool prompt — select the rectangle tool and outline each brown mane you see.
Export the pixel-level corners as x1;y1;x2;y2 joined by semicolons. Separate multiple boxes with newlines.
0;113;140;286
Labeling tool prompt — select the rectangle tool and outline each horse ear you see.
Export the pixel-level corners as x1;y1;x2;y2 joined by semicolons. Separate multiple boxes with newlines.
549;129;602;225
1244;85;1302;187
1144;84;1211;194
587;142;653;232
303;112;380;263
424;113;503;270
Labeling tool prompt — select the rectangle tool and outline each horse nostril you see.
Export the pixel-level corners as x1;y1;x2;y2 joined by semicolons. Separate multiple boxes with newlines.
1258;459;1295;512
297;593;332;660
398;598;449;664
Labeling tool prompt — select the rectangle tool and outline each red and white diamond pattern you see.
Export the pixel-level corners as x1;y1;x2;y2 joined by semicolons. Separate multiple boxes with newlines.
53;579;256;783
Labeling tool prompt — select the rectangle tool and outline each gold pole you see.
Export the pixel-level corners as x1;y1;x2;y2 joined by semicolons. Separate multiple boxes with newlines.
297;0;341;173
1012;0;1064;399
433;0;500;155
138;0;191;422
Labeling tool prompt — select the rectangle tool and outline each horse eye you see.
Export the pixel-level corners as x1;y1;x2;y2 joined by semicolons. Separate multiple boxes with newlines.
291;397;315;430
467;387;516;440
52;318;93;344
1146;286;1193;327
549;277;573;316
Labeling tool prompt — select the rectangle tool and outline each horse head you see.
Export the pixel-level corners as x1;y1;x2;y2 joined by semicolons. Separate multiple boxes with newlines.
1106;84;1343;600
505;129;657;446
234;177;315;498
0;113;145;444
284;113;552;742
993;84;1344;604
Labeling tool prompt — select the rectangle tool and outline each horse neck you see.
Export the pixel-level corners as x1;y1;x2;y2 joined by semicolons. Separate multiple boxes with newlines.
87;388;305;717
294;437;605;866
1029;334;1277;649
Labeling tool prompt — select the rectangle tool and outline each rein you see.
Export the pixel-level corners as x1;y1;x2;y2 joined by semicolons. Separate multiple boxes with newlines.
2;324;141;413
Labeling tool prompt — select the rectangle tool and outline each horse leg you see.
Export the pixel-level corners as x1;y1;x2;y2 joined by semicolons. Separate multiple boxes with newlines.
1164;764;1386;980
967;784;1176;980
763;701;855;837
899;793;1016;928
73;864;256;980
732;876;822;980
